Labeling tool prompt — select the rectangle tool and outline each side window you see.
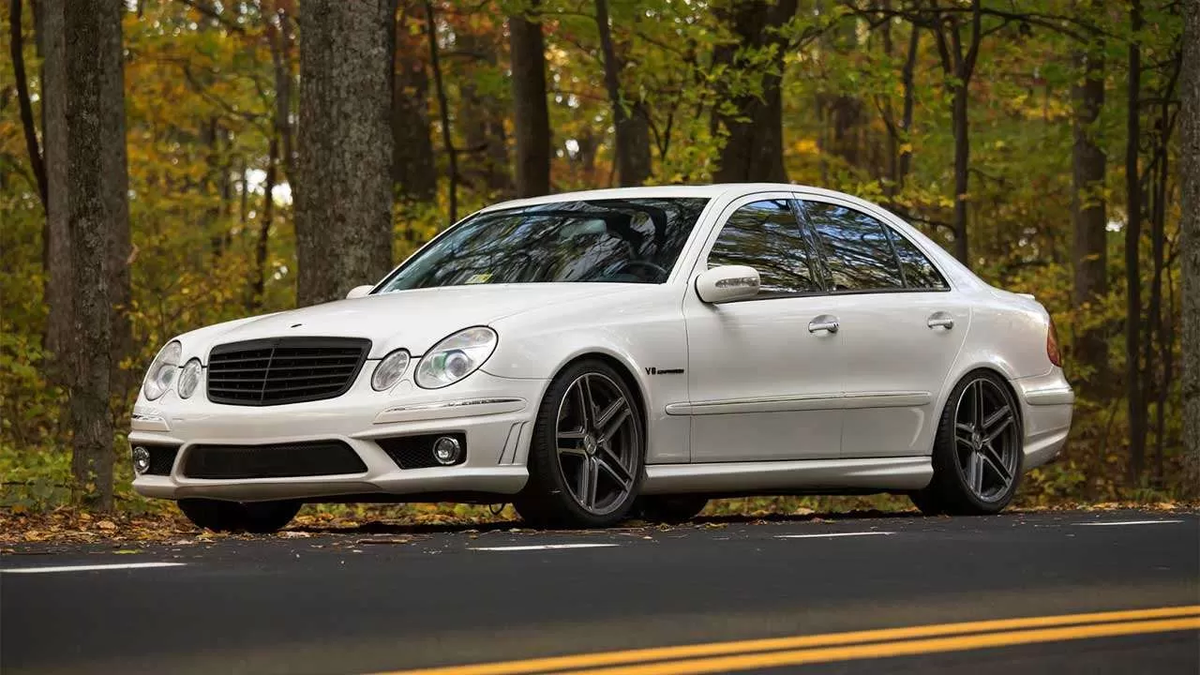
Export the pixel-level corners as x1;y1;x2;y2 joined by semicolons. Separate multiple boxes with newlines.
707;200;818;296
889;231;949;290
802;201;905;292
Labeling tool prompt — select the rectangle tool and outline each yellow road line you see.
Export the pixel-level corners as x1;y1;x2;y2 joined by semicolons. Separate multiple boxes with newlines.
559;617;1200;675
378;605;1200;675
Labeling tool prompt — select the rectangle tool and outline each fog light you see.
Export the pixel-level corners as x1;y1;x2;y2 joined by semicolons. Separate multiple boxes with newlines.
432;436;462;465
132;446;151;475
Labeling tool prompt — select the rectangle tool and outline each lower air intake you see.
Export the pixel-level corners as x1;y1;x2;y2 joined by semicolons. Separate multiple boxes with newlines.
182;440;367;479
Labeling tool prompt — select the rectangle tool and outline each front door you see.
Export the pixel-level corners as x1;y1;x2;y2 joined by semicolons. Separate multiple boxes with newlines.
682;195;843;462
798;198;969;457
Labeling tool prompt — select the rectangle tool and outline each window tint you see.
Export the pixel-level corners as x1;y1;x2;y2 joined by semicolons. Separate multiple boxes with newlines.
802;202;905;292
889;231;949;290
378;198;707;290
707;200;817;295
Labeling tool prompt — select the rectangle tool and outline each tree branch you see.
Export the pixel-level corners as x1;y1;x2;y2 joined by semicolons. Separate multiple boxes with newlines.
9;0;46;211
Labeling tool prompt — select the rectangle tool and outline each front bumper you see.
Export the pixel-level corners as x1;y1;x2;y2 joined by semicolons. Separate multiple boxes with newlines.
130;370;545;502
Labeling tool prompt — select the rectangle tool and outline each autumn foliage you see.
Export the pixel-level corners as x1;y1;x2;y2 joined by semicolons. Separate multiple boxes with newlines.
0;0;1191;517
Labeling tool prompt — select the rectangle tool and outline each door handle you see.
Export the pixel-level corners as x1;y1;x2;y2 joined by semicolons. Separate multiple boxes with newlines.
808;315;839;334
927;312;954;330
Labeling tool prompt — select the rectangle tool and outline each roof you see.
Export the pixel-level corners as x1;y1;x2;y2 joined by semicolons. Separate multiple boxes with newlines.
478;183;839;213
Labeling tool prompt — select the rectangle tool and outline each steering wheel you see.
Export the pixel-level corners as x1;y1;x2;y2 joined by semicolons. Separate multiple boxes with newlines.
614;260;669;281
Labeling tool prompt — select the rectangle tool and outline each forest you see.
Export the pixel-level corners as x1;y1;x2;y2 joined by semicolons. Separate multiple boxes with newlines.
0;0;1197;517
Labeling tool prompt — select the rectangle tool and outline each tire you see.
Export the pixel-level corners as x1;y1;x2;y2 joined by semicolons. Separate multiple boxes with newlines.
514;360;645;528
907;489;943;516
178;498;301;533
913;370;1023;516
636;496;708;524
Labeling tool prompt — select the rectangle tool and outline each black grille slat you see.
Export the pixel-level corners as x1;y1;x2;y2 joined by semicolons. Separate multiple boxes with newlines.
182;441;367;479
207;337;370;406
209;363;358;375
215;372;353;385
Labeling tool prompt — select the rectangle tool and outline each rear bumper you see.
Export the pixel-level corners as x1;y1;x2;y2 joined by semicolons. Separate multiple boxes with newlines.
1014;370;1074;469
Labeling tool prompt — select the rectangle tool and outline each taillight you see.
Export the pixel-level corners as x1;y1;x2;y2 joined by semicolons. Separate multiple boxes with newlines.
1046;317;1063;368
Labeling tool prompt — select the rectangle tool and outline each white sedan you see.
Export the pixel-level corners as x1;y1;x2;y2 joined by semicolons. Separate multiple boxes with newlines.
130;184;1074;532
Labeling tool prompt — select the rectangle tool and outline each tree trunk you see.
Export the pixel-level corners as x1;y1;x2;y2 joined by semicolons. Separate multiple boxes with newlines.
268;2;296;183
424;0;457;223
42;0;72;384
509;1;551;197
595;0;652;186
712;0;797;183
60;0;130;512
456;27;511;194
1182;0;1200;497
391;0;437;202
950;82;970;265
898;24;918;189
11;0;47;211
931;0;982;268
1125;0;1147;484
1070;51;1108;383
295;0;395;305
252;135;278;310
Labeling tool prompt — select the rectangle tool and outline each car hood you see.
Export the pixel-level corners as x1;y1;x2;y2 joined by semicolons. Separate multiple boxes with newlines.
183;284;640;360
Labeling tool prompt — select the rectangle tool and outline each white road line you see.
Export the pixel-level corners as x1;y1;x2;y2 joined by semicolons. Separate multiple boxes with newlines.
1;562;187;575
1073;520;1185;527
776;532;895;539
469;543;619;552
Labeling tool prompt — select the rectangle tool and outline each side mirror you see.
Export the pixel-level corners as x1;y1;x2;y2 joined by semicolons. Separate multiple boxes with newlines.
345;285;374;299
695;265;760;304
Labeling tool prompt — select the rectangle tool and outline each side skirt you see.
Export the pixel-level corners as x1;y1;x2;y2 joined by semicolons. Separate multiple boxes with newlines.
640;457;933;495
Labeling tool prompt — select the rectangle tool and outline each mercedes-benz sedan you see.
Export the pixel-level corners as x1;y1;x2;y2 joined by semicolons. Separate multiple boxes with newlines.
130;184;1073;531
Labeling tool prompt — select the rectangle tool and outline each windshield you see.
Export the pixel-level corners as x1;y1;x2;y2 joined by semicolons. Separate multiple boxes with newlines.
376;198;709;291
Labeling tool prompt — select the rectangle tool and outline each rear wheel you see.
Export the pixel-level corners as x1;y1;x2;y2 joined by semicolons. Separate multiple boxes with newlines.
912;370;1023;515
514;360;644;528
178;498;301;533
637;496;708;524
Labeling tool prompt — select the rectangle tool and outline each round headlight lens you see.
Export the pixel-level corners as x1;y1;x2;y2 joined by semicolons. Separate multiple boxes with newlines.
177;358;203;399
415;327;498;389
371;349;411;391
142;341;182;400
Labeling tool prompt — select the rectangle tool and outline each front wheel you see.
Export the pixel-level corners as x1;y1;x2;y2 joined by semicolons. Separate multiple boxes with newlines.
178;498;301;533
912;370;1023;515
514;360;645;528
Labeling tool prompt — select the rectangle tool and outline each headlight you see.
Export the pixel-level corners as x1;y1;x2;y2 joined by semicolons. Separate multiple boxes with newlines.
415;327;497;389
177;359;203;399
142;341;181;400
371;349;411;391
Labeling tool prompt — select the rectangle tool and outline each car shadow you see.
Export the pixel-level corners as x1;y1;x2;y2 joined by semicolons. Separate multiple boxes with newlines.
287;507;925;538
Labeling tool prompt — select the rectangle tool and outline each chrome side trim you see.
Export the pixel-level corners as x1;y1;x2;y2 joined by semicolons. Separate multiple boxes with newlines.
372;397;527;424
1023;387;1075;406
664;391;930;416
841;391;932;409
665;393;843;416
130;409;171;432
641;457;932;494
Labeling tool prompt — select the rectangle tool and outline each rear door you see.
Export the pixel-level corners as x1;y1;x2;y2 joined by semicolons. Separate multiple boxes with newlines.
797;197;969;458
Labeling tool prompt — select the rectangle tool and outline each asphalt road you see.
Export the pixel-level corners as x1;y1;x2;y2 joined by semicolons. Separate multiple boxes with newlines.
2;509;1197;674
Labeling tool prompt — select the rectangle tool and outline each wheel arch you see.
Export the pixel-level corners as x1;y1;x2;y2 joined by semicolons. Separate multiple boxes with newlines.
546;351;651;435
941;364;1026;440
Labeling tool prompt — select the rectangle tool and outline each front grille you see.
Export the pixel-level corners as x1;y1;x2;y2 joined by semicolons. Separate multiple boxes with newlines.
181;440;367;479
377;434;467;469
206;337;370;406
